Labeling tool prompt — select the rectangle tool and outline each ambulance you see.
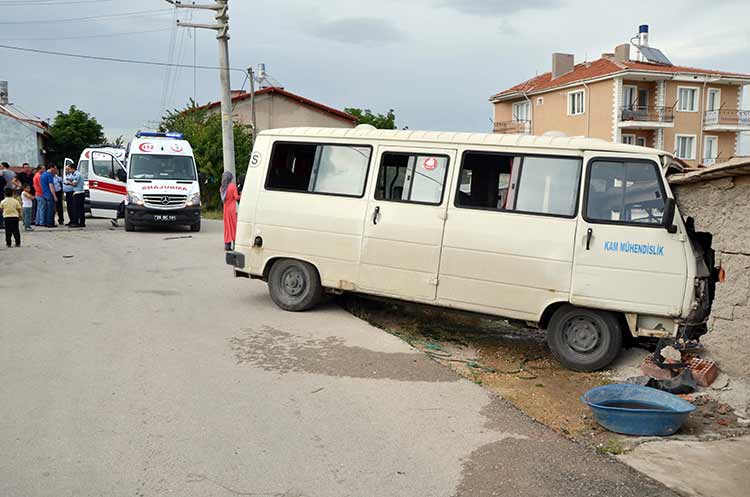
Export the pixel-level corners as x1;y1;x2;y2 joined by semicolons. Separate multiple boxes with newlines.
91;132;201;231
226;126;716;371
77;147;127;217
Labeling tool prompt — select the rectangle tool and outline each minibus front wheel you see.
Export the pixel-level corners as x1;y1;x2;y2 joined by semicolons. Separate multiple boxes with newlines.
546;305;622;372
268;258;324;312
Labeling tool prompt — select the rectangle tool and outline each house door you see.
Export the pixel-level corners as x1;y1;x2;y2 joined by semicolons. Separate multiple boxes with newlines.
359;147;455;300
88;151;127;218
571;154;687;317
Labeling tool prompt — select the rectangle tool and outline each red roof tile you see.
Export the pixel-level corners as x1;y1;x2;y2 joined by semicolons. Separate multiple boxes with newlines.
196;87;357;122
492;57;750;100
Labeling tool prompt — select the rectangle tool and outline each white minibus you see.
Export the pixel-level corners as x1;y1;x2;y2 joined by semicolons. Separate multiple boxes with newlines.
226;126;714;371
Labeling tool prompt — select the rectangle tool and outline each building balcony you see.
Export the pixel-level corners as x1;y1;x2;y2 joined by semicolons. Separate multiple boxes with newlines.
703;109;750;132
493;120;530;134
618;105;674;129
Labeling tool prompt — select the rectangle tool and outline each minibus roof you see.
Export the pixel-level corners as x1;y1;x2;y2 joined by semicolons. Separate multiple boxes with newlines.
259;127;669;157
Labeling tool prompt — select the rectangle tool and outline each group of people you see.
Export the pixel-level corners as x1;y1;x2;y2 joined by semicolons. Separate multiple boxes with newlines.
0;161;86;248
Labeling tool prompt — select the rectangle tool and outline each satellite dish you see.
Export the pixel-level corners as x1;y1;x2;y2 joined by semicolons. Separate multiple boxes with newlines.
355;124;377;131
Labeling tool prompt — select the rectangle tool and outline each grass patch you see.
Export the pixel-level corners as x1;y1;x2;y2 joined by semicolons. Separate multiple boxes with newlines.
202;209;223;220
596;439;626;455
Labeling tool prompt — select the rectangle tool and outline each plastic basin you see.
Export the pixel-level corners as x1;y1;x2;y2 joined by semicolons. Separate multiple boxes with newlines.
581;384;695;436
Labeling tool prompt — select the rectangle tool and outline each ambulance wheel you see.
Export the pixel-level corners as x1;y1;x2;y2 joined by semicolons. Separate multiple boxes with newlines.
190;221;201;232
546;305;622;372
268;259;323;312
125;221;135;232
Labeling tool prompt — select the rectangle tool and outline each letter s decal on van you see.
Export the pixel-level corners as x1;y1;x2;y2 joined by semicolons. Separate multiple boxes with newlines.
250;151;262;168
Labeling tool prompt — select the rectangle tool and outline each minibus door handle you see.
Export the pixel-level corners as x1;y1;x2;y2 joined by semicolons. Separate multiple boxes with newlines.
372;206;380;225
586;228;593;250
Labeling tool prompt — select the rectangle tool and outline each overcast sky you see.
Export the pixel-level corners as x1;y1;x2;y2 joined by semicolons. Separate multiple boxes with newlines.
2;0;749;141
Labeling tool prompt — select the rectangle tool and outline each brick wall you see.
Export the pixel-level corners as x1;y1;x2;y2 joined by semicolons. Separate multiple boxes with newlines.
674;175;750;377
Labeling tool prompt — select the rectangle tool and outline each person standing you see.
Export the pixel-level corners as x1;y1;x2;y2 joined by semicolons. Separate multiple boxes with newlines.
67;163;85;228
21;184;34;231
220;171;241;251
40;165;57;228
63;164;75;226
0;169;5;229
17;163;33;189
1;162;16;191
33;166;44;226
53;168;64;225
1;187;22;247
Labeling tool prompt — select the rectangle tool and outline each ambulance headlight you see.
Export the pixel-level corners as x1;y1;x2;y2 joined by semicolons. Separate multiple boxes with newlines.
127;191;144;206
186;192;201;207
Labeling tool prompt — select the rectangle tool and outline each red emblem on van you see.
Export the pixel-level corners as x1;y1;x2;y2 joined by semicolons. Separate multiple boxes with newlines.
139;142;155;153
170;144;184;153
423;157;438;171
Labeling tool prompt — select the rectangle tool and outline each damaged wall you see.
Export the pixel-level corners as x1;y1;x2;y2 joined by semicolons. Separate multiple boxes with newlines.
674;175;750;378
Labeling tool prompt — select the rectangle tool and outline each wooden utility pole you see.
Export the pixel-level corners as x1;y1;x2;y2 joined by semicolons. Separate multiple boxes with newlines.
165;0;235;176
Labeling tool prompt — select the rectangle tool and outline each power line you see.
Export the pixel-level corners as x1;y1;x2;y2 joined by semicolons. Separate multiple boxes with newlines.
0;8;172;25
0;0;115;5
0;43;247;73
0;28;171;42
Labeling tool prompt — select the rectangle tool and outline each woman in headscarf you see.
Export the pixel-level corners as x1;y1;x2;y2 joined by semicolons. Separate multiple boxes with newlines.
220;171;241;250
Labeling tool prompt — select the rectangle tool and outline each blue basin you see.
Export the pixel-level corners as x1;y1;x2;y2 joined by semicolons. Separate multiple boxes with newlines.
582;384;695;436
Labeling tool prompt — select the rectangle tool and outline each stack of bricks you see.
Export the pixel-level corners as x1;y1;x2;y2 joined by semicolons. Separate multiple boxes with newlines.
640;353;719;387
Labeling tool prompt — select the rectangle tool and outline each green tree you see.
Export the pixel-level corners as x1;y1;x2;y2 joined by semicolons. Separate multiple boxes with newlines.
344;108;397;129
48;105;106;165
160;99;253;209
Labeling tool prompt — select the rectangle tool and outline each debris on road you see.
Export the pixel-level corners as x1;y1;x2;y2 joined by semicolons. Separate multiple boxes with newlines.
164;235;193;240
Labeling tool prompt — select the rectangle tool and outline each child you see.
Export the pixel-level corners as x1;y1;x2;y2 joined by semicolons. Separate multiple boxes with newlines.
21;184;34;231
0;187;22;247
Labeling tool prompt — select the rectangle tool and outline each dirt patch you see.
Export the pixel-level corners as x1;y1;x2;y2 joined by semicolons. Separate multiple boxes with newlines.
229;325;459;382
339;296;748;447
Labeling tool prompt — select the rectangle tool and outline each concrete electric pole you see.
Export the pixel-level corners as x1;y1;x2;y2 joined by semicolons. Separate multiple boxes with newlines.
165;0;235;176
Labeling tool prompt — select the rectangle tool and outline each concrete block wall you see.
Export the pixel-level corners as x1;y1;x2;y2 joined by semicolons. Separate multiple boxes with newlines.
674;175;750;377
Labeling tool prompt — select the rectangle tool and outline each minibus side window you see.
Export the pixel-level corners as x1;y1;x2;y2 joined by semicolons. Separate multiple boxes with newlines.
265;142;372;197
456;151;581;218
585;159;665;225
92;154;115;180
374;153;449;205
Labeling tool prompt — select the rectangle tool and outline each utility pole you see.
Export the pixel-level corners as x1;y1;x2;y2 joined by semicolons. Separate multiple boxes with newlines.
165;0;235;176
248;67;257;137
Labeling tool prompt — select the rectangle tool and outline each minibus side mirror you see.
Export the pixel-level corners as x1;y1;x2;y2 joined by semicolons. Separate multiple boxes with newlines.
663;197;678;233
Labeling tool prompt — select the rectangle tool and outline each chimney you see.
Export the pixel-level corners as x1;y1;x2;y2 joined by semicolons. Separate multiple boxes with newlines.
0;80;8;105
614;44;630;62
552;53;574;79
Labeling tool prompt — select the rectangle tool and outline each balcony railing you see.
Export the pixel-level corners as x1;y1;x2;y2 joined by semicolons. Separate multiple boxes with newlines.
619;105;674;123
704;109;750;127
493;120;530;134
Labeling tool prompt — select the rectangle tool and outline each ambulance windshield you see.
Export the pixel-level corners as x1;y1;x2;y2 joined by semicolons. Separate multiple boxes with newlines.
129;154;196;181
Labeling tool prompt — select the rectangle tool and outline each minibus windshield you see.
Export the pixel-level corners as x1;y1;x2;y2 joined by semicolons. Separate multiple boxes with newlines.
129;154;197;181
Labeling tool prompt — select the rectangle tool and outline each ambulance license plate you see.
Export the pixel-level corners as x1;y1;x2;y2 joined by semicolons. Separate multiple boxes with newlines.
154;215;177;221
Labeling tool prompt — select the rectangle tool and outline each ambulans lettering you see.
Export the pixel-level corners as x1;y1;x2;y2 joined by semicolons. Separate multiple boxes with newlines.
141;185;189;192
603;241;665;256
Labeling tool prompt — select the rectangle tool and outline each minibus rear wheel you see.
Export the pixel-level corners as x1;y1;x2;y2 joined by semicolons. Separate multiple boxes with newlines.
546;305;622;372
268;258;323;312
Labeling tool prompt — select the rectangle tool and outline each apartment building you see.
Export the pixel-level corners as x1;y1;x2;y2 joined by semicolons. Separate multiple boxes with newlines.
490;27;750;166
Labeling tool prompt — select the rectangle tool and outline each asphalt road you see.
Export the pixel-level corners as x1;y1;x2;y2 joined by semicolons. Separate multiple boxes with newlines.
0;219;677;497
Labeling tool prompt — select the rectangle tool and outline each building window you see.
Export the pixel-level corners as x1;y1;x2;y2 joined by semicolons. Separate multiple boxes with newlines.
586;160;666;226
266;142;372;197
375;153;449;205
636;137;647;147
677;87;698;112
706;88;721;111
704;136;718;163
511;101;530;122
621;134;636;145
675;135;696;160
536;96;544;106
568;90;585;115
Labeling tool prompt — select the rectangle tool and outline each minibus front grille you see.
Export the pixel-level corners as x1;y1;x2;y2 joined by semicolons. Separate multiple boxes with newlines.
143;194;188;209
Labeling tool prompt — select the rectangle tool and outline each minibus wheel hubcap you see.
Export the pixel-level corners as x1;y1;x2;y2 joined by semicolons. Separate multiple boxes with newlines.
282;268;305;296
563;316;600;353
